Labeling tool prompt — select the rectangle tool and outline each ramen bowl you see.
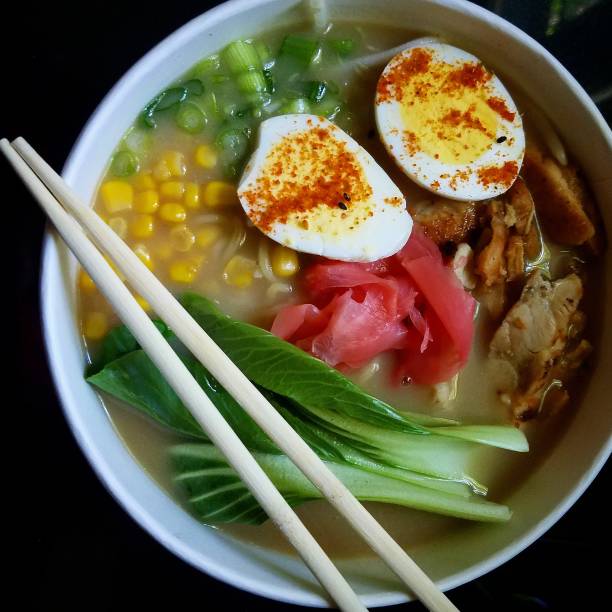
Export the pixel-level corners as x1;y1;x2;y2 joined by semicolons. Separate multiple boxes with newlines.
41;0;612;607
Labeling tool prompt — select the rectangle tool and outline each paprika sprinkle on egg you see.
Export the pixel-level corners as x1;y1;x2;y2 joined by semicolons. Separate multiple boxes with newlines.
375;39;525;199
477;161;519;188
487;96;516;122
241;126;373;233
376;47;432;103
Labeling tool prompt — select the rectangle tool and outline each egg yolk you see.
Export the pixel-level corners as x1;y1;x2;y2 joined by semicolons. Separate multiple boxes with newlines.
378;48;503;165
240;119;381;238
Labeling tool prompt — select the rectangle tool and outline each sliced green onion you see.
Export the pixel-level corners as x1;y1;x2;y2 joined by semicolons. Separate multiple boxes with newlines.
263;68;275;94
314;96;342;120
307;81;327;104
281;98;311;114
222;163;241;179
254;41;274;68
236;70;267;94
329;38;356;57
123;128;153;155
141;100;160;127
155;87;188;111
192;54;221;75
202;91;220;117
279;34;320;65
222;40;261;74
175;102;206;133
245;91;272;108
141;86;188;128
211;74;230;84
222;102;240;118
183;79;204;97
215;128;249;163
110;150;140;177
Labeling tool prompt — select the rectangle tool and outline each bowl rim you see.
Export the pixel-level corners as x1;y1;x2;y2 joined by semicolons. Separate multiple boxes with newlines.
40;0;612;607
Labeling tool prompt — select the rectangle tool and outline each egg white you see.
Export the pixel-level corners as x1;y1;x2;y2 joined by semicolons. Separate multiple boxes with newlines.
238;114;413;262
375;37;525;201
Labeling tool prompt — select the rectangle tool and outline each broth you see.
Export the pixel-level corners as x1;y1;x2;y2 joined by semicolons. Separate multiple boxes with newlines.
78;20;602;558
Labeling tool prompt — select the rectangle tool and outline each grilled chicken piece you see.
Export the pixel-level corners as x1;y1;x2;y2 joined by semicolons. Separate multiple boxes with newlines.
523;216;543;261
506;235;525;282
522;146;596;246
475;180;538;311
475;200;508;286
504;177;534;236
410;199;478;245
489;270;589;422
451;243;477;290
561;164;606;255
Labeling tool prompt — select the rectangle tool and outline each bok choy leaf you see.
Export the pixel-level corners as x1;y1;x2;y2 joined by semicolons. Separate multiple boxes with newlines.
180;293;528;454
172;443;512;525
87;293;529;524
181;293;441;433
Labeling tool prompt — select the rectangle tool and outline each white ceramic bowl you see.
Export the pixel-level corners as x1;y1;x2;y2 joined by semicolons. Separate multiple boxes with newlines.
41;0;612;607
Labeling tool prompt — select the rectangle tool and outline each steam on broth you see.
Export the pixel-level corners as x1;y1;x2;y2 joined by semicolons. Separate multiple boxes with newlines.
78;19;604;557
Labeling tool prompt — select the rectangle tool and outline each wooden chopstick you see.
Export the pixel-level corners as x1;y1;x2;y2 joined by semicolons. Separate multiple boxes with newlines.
2;138;365;612
6;137;459;612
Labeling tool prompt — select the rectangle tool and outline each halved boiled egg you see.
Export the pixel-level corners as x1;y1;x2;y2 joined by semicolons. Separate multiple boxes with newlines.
238;114;413;262
375;38;525;201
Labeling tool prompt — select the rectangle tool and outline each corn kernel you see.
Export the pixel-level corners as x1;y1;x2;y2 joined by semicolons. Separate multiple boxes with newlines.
195;144;218;169
133;173;156;190
135;295;151;312
169;224;195;252
152;159;172;182
271;245;300;278
160;181;185;200
163;150;187;177
159;202;187;223
79;268;96;293
223;255;257;288
100;181;133;213
202;181;238;207
130;214;155;238
184;182;200;209
84;311;109;340
169;258;201;284
134;189;159;213
133;243;154;269
108;216;128;239
195;224;222;248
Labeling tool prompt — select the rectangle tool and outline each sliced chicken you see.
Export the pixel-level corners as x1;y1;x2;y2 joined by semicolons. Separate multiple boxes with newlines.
489;270;590;422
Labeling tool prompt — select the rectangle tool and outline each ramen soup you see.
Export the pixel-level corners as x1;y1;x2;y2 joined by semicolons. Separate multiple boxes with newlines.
78;19;605;557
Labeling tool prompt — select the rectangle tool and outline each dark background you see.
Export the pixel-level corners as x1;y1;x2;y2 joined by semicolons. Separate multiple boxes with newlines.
5;1;610;609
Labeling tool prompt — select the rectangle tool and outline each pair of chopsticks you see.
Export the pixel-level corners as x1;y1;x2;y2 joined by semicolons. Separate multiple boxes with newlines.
2;137;458;612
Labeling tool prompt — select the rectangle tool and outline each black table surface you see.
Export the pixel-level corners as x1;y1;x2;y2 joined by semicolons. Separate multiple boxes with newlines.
6;1;610;609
